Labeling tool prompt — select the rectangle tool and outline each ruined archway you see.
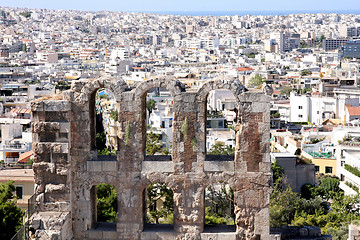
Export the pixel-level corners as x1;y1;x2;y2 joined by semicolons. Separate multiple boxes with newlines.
30;76;271;240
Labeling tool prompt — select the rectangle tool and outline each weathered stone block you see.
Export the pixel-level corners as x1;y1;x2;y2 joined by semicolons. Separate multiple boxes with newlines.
43;100;71;111
102;161;117;172
204;161;234;172
142;161;174;173
31;101;44;111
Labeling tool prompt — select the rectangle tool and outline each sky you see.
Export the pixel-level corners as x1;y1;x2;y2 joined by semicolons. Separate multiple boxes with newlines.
1;0;360;13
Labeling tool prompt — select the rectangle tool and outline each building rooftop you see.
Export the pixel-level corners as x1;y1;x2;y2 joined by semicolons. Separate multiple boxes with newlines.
0;168;34;182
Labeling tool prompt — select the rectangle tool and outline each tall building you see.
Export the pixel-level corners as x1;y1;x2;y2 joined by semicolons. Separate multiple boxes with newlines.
339;40;360;59
322;38;349;51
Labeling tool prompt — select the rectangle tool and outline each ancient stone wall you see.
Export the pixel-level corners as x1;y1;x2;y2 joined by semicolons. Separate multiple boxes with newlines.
30;76;272;240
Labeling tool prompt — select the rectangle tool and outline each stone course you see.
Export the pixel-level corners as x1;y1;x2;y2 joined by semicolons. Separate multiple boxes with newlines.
29;76;271;239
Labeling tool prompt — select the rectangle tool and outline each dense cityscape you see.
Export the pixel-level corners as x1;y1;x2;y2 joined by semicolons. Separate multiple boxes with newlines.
0;5;360;240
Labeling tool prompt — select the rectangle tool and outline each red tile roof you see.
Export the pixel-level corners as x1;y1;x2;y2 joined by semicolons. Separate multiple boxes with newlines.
18;151;33;163
237;67;254;72
347;105;360;116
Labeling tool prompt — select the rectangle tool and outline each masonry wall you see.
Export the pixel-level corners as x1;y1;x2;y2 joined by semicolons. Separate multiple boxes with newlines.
30;77;271;240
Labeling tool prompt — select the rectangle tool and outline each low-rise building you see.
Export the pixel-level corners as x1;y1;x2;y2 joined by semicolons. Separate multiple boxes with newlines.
0;169;35;210
271;152;316;193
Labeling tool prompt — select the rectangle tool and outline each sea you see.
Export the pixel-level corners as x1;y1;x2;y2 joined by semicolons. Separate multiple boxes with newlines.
142;10;360;16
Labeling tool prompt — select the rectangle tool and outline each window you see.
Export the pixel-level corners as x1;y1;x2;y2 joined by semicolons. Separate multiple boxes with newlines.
145;88;173;157
90;183;117;231
298;106;303;109
144;183;174;231
325;166;333;174
298;114;303;118
204;183;235;232
314;166;319;172
15;186;23;199
206;90;236;157
91;88;118;153
340;174;345;181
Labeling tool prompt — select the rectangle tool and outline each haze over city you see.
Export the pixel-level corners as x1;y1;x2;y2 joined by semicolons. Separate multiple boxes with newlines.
2;0;360;12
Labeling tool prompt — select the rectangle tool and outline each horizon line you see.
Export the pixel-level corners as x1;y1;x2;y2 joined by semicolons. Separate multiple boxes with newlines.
1;6;360;15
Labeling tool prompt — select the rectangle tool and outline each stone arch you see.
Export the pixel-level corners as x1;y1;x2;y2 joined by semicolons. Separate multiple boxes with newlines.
132;78;185;157
196;79;246;157
140;176;176;230
133;77;185;100
203;180;235;231
196;78;246;105
70;77;127;151
73;173;119;231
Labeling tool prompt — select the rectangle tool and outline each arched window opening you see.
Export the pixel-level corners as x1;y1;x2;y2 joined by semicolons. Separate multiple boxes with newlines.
204;183;235;232
206;90;236;159
143;183;174;231
145;88;173;158
94;88;118;155
90;183;117;231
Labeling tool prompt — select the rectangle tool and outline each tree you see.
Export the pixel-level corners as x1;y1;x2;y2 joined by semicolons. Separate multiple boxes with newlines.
0;181;25;240
270;185;302;227
300;40;308;48
247;75;265;88
146;99;156;114
146;183;173;224
246;52;256;58
208;143;234;155
319;176;341;200
96;183;117;222
280;87;293;96
271;161;284;184
146;132;162;155
22;43;27;52
96;132;106;151
19;12;32;18
300;69;312;76
206;184;234;225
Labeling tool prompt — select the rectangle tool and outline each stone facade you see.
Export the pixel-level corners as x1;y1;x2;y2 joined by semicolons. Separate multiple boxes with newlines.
30;76;272;240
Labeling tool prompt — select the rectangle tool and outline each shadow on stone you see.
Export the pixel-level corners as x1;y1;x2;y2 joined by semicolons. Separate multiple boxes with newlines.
205;155;234;161
94;222;116;231
143;224;174;232
203;225;236;233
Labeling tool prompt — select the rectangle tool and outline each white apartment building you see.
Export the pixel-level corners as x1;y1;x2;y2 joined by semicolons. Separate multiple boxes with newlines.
290;92;310;122
290;92;359;125
335;126;360;195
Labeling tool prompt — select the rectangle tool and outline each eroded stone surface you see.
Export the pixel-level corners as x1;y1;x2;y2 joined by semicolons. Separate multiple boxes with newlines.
29;76;271;240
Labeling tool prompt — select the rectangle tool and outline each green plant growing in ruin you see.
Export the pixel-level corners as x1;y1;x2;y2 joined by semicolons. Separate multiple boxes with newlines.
125;121;131;147
180;117;188;140
191;137;197;151
110;110;118;121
